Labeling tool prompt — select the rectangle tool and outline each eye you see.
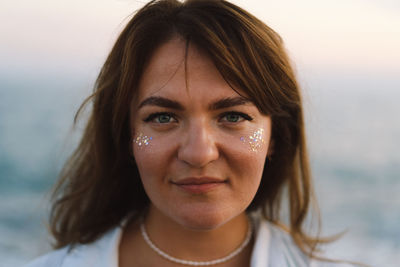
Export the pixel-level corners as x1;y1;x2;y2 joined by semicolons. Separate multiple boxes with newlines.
144;112;178;124
219;112;253;123
225;113;241;122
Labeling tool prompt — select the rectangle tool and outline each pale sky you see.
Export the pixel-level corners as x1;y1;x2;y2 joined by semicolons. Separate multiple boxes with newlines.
1;0;399;79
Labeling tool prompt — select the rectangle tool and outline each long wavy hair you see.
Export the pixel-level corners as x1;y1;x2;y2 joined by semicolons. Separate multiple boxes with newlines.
50;0;327;258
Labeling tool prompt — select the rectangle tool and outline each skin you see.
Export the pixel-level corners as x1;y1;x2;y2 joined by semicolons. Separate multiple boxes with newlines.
120;36;272;267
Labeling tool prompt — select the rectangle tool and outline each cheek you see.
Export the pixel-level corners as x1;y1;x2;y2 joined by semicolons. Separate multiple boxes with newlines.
229;145;267;184
239;127;269;153
132;132;154;163
222;126;270;164
132;132;177;183
133;132;153;147
224;127;270;194
132;132;161;182
228;149;267;209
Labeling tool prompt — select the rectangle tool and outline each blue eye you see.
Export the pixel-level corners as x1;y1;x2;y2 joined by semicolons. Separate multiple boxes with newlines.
156;114;173;123
225;114;241;122
144;112;177;124
220;112;253;123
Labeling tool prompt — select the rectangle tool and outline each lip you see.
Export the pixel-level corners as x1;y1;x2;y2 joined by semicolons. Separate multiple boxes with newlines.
172;177;227;194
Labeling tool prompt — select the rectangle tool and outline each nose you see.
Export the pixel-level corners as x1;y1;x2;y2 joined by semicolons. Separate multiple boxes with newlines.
177;120;219;168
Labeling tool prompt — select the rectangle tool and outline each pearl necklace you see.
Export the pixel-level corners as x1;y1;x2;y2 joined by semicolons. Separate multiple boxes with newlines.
140;218;253;266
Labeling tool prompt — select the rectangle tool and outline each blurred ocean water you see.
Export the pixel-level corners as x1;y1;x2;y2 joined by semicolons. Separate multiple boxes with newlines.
0;73;399;267
0;75;89;266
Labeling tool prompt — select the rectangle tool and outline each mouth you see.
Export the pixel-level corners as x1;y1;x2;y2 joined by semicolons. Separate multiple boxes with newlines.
172;177;227;194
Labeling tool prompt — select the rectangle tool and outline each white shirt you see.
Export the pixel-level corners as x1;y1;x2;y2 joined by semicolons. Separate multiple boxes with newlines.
24;216;357;267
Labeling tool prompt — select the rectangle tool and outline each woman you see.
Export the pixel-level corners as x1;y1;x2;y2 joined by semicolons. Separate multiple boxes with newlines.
25;0;360;266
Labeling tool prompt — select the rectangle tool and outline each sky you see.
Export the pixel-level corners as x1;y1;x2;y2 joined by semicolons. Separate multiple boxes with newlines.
1;0;399;82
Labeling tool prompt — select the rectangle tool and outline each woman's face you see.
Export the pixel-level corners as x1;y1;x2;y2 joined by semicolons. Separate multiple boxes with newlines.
131;37;272;230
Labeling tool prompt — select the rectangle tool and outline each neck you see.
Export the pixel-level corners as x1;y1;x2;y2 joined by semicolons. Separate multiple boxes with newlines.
144;205;251;262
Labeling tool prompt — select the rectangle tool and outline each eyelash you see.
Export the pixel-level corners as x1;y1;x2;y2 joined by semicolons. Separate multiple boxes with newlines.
143;111;253;124
143;112;178;123
219;111;253;123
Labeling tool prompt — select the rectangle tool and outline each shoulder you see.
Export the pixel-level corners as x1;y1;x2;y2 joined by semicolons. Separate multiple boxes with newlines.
250;213;312;267
22;225;123;267
266;220;313;267
23;247;69;267
268;222;360;267
310;260;362;267
251;215;361;267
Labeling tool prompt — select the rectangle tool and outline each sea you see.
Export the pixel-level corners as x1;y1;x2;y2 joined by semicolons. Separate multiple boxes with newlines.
0;70;399;267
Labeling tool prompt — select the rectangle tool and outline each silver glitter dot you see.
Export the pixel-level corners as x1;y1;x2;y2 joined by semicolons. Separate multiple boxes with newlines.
247;128;265;152
134;132;153;147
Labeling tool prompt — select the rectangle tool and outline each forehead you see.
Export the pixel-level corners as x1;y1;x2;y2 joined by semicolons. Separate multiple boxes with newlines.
139;37;186;93
134;37;245;106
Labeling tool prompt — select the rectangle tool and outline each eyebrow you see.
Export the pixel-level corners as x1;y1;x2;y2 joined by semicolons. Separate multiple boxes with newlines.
138;96;251;111
138;96;184;110
208;96;251;110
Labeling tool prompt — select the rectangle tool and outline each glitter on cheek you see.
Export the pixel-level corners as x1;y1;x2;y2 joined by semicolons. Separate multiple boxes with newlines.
134;133;153;148
240;128;266;152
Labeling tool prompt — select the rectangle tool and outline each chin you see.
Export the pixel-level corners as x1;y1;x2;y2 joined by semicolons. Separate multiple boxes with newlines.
172;205;237;231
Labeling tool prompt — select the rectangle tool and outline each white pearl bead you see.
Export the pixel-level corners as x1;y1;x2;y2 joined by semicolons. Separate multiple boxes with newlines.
140;217;253;266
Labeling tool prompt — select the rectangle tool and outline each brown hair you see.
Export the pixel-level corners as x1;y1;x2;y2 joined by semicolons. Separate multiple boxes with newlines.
51;0;325;259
